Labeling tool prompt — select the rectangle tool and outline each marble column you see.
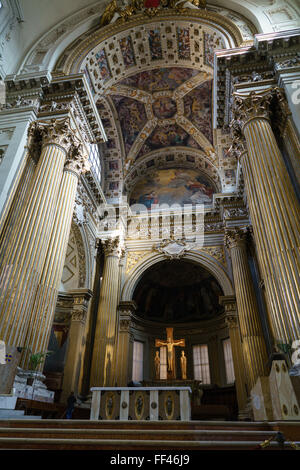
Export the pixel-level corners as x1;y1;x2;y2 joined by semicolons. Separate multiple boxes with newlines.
61;289;93;402
22;143;90;365
220;296;248;414
0;118;75;348
115;300;137;386
233;88;300;343
90;237;121;387
225;228;269;390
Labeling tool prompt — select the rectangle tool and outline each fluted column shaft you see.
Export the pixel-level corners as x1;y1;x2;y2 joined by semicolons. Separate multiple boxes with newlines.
0;119;75;347
233;89;300;343
220;296;248;413
61;290;92;402
22;147;90;364
115;301;137;386
225;229;269;390
240;152;288;342
90;238;121;387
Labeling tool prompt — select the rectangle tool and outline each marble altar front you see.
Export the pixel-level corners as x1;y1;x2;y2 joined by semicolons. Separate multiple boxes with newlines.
90;387;191;421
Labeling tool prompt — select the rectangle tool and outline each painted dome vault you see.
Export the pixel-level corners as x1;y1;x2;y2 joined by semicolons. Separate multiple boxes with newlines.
74;3;255;201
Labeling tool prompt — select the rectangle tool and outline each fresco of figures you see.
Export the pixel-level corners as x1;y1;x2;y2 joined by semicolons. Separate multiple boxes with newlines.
120;67;199;92
129;168;215;208
183;80;213;143
119;35;136;66
112;95;147;154
153;97;177;119
137;124;202;159
96;49;111;82
149;29;163;60
177;27;191;59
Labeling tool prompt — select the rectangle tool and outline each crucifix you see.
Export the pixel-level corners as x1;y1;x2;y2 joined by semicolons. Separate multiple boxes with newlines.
155;327;185;379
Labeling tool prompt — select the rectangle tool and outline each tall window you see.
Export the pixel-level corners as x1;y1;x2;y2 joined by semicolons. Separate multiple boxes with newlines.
88;143;102;184
132;341;144;382
159;347;167;380
193;344;211;384
223;338;235;384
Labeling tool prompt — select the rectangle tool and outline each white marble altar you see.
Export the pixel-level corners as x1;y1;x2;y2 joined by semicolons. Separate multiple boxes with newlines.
90;387;192;421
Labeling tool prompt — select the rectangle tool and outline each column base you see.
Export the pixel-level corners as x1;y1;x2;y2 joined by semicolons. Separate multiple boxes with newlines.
13;367;55;403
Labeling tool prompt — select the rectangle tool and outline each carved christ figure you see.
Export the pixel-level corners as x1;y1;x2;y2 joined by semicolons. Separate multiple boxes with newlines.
155;328;185;378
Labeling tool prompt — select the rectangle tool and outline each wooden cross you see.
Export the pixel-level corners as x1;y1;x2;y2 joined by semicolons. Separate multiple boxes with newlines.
155;327;185;379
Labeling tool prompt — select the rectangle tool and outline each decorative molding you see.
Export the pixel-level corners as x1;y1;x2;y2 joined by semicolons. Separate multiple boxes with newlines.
152;237;193;259
126;251;150;273
200;246;226;265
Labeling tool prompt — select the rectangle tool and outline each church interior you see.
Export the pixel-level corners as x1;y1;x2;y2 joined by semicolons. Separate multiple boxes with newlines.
0;0;299;451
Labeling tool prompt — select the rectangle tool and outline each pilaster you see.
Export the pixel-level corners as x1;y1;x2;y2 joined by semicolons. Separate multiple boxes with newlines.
220;295;248;415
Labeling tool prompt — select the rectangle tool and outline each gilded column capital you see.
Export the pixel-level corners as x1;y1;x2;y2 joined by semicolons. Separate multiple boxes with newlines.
232;88;274;131
224;227;248;249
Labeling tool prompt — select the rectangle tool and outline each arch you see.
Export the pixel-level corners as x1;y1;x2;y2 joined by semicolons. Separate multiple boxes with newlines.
121;250;234;302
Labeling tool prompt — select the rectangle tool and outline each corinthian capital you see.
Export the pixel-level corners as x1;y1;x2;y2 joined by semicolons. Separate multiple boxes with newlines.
35;118;78;152
232;88;274;130
224;227;248;249
102;237;121;257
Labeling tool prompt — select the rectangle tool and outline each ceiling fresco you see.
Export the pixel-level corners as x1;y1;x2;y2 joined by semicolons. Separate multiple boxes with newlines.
119;68;199;92
82;19;239;200
129;167;215;208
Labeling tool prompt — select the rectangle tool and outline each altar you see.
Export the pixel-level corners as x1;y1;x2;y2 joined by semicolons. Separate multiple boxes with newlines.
90;386;191;421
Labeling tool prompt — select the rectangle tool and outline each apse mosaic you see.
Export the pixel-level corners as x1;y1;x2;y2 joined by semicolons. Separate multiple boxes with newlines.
112;95;147;155
119;68;199;92
129;168;215;208
183;80;213;144
133;260;224;323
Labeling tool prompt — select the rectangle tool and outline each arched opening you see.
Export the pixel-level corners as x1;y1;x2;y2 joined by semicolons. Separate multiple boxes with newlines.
127;258;238;419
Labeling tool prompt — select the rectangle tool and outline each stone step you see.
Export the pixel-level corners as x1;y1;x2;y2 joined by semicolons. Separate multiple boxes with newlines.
0;426;279;442
0;418;274;430
0;410;26;418
0;436;297;451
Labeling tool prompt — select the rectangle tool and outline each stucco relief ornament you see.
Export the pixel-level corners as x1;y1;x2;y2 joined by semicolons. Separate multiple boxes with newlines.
153;238;192;259
99;0;206;26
